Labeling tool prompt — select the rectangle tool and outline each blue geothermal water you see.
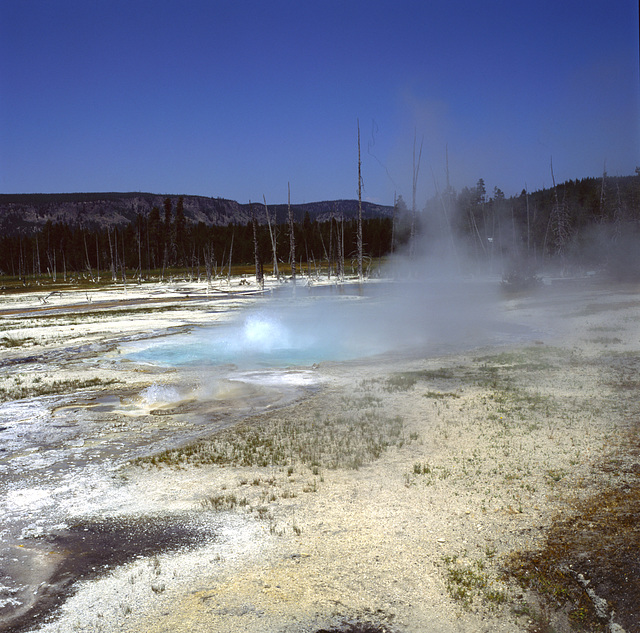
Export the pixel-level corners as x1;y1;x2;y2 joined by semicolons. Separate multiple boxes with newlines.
122;311;378;368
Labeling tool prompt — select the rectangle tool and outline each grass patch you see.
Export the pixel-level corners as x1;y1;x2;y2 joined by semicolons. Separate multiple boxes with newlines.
0;335;36;348
575;300;640;316
473;346;561;373
0;377;119;402
441;554;509;611
423;390;459;399
504;430;640;633
383;368;455;392
587;337;623;345
138;400;412;471
201;493;248;511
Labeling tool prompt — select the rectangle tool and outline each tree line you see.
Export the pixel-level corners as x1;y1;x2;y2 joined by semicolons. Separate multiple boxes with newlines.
0;195;394;284
413;171;640;279
1;171;638;286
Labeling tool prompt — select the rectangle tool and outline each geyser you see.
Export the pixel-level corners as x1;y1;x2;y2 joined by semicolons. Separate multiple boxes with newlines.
122;303;370;369
121;275;524;372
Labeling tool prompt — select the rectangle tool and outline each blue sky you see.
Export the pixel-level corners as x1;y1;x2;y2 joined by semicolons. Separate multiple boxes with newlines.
1;0;638;205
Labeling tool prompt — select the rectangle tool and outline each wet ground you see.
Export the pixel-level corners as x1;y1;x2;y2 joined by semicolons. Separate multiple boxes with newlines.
0;277;583;632
1;513;220;633
0;346;321;632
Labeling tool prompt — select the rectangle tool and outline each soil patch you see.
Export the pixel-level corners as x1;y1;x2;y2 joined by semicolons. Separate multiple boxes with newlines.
2;514;216;633
315;623;396;633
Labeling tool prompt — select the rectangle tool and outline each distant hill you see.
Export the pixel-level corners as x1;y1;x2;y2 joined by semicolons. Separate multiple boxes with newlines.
0;192;393;235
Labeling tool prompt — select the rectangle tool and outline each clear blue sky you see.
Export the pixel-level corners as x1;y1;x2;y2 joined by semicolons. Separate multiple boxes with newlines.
1;0;638;205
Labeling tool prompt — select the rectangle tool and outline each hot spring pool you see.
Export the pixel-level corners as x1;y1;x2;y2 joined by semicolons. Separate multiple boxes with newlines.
120;310;386;368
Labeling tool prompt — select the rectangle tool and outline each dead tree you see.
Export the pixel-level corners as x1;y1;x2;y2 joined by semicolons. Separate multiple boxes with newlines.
251;203;264;288
391;193;397;254
357;119;363;280
83;230;94;282
227;231;234;285
599;161;607;220
544;157;570;261
328;215;333;279
46;248;56;282
203;243;214;287
137;228;143;284
431;165;459;272
108;228;117;281
337;214;345;281
95;233;100;281
120;228;127;290
288;182;296;284
410;130;424;258
263;195;279;279
525;184;531;258
34;232;41;281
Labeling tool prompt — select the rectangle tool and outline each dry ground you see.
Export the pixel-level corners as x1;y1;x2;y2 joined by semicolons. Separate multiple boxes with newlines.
0;279;638;633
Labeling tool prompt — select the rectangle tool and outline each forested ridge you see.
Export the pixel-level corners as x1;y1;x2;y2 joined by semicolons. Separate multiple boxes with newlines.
0;194;393;283
416;172;640;279
0;172;638;284
0;192;392;233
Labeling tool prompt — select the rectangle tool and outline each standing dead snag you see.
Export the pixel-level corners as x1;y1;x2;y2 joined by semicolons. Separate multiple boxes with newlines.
288;182;296;285
250;202;264;288
203;243;214;288
227;230;234;285
357;119;363;280
410;130;423;258
545;156;570;261
263;195;279;280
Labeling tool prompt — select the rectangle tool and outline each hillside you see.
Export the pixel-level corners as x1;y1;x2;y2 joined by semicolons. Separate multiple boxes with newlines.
0;192;393;235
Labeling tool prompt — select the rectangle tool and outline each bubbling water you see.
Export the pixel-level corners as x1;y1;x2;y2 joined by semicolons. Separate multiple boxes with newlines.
242;314;293;350
140;384;183;405
122;311;342;368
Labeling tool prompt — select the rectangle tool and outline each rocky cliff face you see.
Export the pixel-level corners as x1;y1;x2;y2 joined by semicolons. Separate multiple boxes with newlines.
0;193;392;234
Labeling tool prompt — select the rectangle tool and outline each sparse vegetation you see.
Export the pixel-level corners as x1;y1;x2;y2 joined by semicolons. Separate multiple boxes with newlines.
0;270;636;632
138;396;411;472
441;553;510;611
383;367;455;392
0;376;119;402
504;427;640;632
0;334;36;348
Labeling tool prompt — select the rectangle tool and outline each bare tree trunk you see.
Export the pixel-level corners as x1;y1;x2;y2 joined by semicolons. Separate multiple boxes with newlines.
391;193;397;254
137;228;142;284
83;231;94;282
548;156;570;261
121;229;127;293
431;169;459;271
468;204;487;258
288;182;296;285
357;119;363;280
204;243;214;288
263;195;279;280
328;216;333;280
318;226;329;279
410;130;423;258
47;248;57;282
599;160;607;220
525;184;531;258
34;233;41;282
227;231;234;285
251;203;264;288
108;229;116;281
147;217;151;275
95;233;100;281
339;214;345;281
18;237;24;283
